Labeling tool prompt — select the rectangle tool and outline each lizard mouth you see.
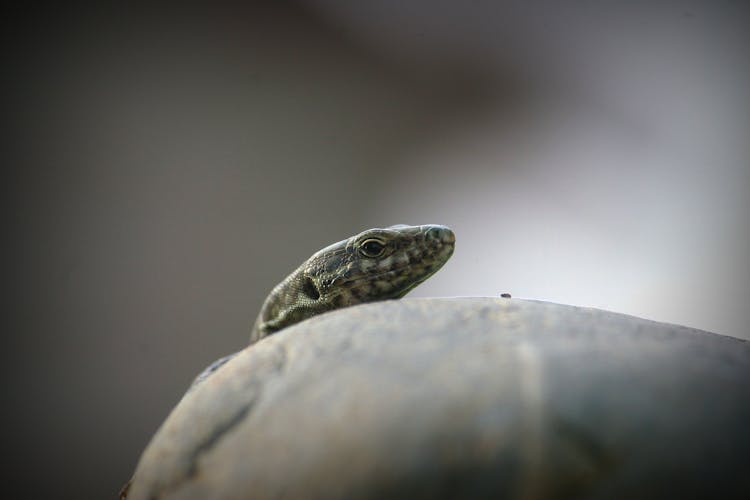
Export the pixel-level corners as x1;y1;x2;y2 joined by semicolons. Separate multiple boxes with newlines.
331;258;449;298
331;265;413;289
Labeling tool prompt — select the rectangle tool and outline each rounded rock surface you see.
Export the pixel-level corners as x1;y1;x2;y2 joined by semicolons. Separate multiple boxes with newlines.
126;298;750;499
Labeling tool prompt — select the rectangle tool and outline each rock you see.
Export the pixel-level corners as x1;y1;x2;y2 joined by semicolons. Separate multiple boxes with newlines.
126;298;750;499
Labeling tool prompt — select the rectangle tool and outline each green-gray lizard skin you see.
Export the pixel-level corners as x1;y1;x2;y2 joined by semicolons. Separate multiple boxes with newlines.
250;223;455;342
189;224;455;388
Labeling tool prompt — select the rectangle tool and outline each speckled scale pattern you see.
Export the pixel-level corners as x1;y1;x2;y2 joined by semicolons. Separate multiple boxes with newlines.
250;224;455;342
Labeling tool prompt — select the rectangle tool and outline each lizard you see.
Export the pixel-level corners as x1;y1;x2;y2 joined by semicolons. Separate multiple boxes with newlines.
190;224;455;387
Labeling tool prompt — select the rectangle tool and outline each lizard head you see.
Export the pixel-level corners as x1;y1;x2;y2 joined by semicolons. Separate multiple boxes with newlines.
252;224;455;342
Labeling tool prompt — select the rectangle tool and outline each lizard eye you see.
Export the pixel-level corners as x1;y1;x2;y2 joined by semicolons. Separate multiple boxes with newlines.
359;239;386;258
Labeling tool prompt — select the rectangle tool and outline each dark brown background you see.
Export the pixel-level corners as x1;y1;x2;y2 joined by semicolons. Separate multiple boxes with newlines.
5;2;749;499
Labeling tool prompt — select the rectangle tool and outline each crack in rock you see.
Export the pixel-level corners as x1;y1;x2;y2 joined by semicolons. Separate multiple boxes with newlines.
187;400;255;478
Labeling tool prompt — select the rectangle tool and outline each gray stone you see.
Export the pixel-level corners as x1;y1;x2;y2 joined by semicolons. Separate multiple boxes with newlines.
126;298;750;499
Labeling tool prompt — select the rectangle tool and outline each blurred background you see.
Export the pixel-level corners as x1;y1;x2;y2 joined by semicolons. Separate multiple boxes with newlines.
6;1;749;499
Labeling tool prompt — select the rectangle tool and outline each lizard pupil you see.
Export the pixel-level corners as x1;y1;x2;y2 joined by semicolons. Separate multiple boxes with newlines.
360;239;385;258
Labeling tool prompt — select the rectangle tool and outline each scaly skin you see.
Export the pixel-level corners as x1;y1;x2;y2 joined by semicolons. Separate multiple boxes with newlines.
191;224;455;387
250;223;455;342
